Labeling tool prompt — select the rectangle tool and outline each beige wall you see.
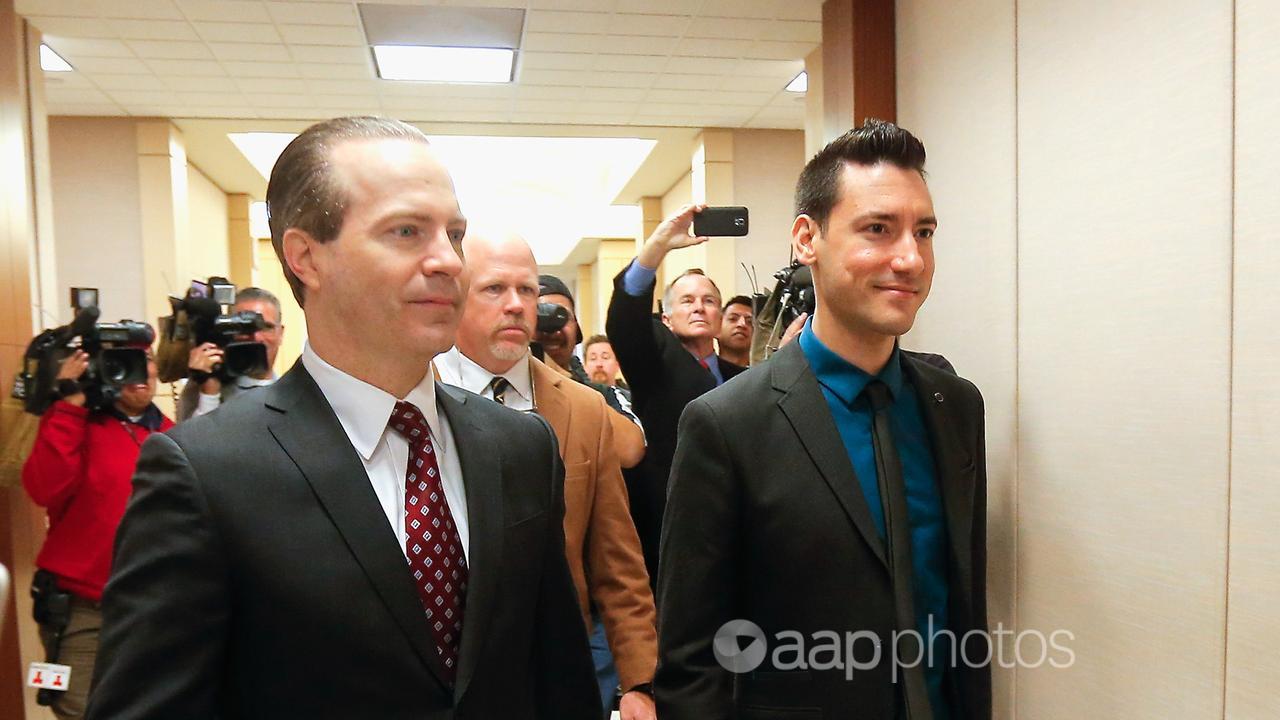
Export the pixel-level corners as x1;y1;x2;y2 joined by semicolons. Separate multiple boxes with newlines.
47;117;145;325
253;237;304;375
185;163;229;282
730;129;804;297
898;0;1277;718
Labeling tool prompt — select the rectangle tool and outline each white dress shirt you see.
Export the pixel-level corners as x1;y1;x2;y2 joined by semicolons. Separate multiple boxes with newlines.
301;342;469;559
434;346;535;412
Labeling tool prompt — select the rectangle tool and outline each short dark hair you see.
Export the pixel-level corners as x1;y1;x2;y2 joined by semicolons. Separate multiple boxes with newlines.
662;268;722;311
723;295;753;313
582;334;611;354
234;286;282;325
794;118;927;230
266;116;430;307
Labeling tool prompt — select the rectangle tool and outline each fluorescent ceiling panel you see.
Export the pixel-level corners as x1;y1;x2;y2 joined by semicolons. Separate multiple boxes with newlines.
372;45;514;83
40;44;73;72
786;71;808;93
359;4;525;48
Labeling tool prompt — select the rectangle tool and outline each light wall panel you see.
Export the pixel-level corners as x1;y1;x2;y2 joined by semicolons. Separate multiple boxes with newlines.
895;0;1018;717
1015;1;1233;717
1224;0;1280;716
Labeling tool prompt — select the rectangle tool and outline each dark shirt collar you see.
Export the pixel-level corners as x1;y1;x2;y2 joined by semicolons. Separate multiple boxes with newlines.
106;403;165;431
798;322;904;407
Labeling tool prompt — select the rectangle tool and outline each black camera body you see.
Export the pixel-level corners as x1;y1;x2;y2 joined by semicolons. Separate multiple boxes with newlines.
160;277;268;382
773;261;816;331
15;305;154;416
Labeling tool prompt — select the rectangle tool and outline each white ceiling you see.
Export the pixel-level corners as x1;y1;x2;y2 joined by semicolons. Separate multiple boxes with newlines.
23;0;818;130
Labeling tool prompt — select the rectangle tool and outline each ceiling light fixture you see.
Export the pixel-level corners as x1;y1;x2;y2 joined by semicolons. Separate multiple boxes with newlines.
785;71;808;93
372;45;514;83
40;45;73;72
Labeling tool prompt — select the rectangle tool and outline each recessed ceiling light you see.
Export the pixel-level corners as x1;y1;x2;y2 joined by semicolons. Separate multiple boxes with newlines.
372;45;514;83
40;45;73;72
786;71;807;93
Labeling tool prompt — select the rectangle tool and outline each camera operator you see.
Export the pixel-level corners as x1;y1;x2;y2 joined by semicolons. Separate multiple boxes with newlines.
21;336;172;719
177;287;284;421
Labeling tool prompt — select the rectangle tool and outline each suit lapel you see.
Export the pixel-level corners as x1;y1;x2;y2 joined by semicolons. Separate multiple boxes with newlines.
263;365;453;692
902;357;977;608
530;358;571;444
771;344;888;570
437;384;503;704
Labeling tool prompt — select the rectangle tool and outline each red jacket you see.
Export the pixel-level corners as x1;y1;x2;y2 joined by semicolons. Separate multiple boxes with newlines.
22;400;173;601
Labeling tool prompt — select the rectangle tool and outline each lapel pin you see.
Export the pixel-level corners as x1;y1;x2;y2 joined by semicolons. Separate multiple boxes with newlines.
934;392;945;403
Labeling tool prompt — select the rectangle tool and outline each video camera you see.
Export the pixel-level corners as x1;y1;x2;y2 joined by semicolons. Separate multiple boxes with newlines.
157;277;268;383
773;261;816;330
13;288;155;415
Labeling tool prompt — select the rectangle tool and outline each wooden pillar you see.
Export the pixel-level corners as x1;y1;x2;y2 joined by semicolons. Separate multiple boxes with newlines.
226;194;254;289
822;0;896;138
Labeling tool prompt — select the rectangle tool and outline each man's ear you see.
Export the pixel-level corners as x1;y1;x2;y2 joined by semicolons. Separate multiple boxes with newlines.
660;312;673;330
792;214;820;267
282;227;321;298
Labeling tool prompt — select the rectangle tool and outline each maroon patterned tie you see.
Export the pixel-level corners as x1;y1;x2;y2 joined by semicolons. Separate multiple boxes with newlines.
388;400;468;684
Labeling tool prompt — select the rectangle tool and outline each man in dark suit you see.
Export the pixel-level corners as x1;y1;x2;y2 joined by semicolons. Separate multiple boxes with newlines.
86;116;599;720
656;120;991;720
605;219;746;582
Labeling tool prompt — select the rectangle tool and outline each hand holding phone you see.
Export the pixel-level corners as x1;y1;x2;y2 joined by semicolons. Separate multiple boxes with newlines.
693;206;749;237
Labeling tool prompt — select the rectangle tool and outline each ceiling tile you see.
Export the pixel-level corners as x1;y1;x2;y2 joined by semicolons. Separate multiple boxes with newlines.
528;0;618;11
614;0;699;13
244;93;317;108
176;92;246;106
109;19;199;40
94;0;184;20
312;93;382;106
699;0;778;19
520;52;591;71
17;0;97;17
72;56;153;74
608;13;689;36
89;73;169;90
26;16;118;38
146;58;227;76
523;32;600;54
582;71;651;88
265;2;358;26
767;20;821;43
106;89;186;105
580;86;646;102
208;43;292;62
709;89;781;105
673;37;754;58
526;10;611;34
298;63;372;79
736;58;803;78
684;17;768;40
165;75;240;92
572;100;636;115
42;73;96;89
178;106;262;118
662;56;738;75
219;60;300;78
277;24;366;46
177;0;271;23
515;85;583;100
47;103;125;115
236;77;307;93
288;44;370;64
599;35;676;55
592;54;667;73
306;79;374;94
747;40;816;61
515;98;582;113
42;38;133;58
254;107;318;119
775;1;822;21
127;39;214;59
194;22;282;44
46;86;114;104
651;73;728;90
519;68;592;86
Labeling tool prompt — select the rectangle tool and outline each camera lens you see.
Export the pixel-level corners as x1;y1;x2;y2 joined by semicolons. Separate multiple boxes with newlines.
102;357;128;383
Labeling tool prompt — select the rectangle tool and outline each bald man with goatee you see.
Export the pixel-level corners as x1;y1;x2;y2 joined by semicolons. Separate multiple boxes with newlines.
436;231;658;720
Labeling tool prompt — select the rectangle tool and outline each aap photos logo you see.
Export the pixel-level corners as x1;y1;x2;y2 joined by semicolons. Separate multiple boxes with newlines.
714;619;767;673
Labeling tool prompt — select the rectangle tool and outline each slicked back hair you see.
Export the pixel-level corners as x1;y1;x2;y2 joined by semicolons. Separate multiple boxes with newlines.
662;268;722;312
265;116;430;306
794;118;927;231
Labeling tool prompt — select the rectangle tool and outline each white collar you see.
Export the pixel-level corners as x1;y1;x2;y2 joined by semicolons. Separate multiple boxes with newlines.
436;346;534;404
301;342;443;462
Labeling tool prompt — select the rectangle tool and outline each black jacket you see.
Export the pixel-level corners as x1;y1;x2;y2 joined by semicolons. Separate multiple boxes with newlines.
655;341;991;720
87;363;599;720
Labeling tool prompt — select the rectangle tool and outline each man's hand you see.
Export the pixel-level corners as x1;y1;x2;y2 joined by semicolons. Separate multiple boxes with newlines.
636;203;709;270
56;350;89;406
619;690;657;720
777;312;808;349
188;343;224;394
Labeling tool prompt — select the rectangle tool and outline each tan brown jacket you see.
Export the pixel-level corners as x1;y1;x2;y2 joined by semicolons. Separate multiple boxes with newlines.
529;356;657;692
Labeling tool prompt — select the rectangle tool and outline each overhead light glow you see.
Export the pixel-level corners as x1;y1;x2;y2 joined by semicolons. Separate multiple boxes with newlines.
40;45;73;72
785;71;808;93
372;45;514;83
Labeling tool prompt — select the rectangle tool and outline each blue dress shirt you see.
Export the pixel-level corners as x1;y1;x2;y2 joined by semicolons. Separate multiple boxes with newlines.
799;323;952;720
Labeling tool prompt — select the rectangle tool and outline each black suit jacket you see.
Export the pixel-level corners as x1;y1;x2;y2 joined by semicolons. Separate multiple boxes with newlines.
655;341;991;720
87;363;599;720
605;264;745;581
